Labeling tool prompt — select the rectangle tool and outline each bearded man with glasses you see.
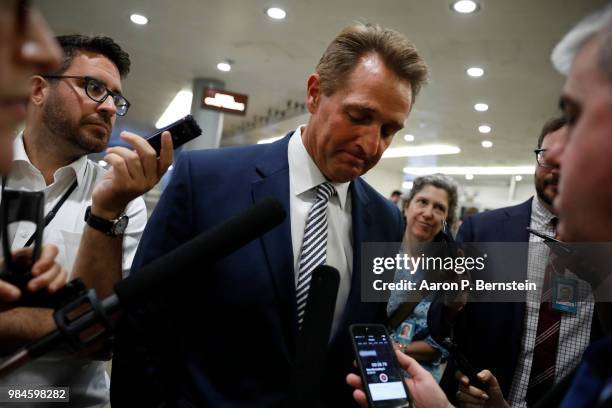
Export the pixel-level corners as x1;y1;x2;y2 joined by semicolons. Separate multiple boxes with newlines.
0;34;173;407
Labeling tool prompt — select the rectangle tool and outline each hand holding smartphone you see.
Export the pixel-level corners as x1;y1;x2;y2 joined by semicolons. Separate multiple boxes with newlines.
438;338;487;391
350;324;411;408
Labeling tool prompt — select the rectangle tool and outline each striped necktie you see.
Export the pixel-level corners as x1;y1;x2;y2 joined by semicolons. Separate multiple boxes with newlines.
296;182;336;329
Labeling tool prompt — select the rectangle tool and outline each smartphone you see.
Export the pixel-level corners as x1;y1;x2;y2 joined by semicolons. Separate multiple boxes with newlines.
350;324;411;408
146;114;202;156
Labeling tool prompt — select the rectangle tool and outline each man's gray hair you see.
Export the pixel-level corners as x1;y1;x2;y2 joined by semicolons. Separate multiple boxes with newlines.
551;3;612;76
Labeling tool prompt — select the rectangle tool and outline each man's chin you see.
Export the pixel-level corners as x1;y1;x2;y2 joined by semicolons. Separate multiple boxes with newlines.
558;220;592;243
325;165;363;183
78;134;109;154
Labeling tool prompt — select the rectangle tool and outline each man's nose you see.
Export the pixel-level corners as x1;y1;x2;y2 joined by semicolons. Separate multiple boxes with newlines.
97;95;118;117
356;126;381;157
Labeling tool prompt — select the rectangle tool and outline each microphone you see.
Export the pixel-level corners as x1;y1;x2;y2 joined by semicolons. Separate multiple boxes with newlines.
290;265;340;407
0;198;286;377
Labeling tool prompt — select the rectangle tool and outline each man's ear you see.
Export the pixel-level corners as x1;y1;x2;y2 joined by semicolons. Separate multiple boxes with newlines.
306;73;322;114
29;75;49;107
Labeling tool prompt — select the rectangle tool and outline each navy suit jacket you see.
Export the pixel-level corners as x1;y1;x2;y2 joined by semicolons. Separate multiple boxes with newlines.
430;197;604;400
439;198;533;398
110;134;404;407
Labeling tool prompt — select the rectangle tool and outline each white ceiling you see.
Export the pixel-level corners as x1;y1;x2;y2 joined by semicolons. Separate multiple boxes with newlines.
37;0;607;179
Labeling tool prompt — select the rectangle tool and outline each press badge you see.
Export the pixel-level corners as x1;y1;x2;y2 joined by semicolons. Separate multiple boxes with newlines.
552;276;578;314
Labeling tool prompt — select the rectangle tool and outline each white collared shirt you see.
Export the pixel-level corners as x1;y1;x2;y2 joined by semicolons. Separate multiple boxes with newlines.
0;134;147;407
288;127;353;337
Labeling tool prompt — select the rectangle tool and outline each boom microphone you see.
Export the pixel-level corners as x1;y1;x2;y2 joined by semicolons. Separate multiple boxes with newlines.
115;197;286;307
0;198;286;377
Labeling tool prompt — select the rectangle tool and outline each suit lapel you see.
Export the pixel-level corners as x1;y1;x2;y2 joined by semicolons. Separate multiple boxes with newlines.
501;198;532;282
502;197;532;243
252;133;298;350
502;198;533;355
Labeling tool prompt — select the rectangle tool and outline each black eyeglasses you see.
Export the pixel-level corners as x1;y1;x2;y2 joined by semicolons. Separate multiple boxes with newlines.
43;75;130;116
534;148;553;168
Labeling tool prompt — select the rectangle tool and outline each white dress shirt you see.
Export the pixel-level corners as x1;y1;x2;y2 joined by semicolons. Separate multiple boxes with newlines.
0;134;147;407
288;127;353;337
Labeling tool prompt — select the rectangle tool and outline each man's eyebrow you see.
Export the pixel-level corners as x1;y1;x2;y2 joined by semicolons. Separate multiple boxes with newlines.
345;103;376;114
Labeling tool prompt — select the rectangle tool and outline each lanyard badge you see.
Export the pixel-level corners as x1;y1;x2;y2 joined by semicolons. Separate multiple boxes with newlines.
552;276;578;314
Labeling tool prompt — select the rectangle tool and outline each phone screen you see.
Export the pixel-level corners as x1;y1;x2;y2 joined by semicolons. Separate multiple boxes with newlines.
352;325;410;406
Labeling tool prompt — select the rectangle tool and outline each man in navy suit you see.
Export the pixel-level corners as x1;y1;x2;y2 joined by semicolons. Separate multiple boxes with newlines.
111;23;428;406
431;116;604;406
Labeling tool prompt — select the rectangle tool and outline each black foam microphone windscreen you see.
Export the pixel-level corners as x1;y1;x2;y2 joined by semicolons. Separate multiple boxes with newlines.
291;264;340;407
0;198;286;378
114;197;286;308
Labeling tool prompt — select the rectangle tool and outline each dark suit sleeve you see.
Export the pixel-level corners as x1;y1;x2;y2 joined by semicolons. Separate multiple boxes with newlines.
111;152;197;406
456;214;475;243
398;206;406;240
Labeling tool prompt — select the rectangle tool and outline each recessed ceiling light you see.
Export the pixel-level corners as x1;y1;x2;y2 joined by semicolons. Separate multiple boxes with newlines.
403;165;535;176
515;175;523;181
465;174;474;180
217;61;232;72
474;103;488;112
404;134;415;142
452;0;479;14
478;124;492;133
130;14;148;25
382;144;461;158
481;140;493;148
266;7;287;20
467;67;484;77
